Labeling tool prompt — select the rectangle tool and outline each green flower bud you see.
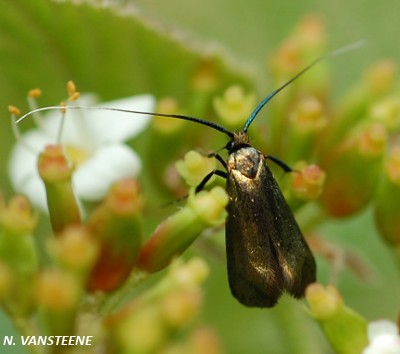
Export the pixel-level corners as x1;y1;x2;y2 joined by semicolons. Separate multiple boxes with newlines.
48;225;99;284
137;187;228;273
161;289;202;328
35;269;81;336
105;258;209;354
270;15;327;95
185;327;223;354
213;85;256;127
306;283;368;354
286;96;327;162
0;195;37;235
363;59;397;97
152;98;186;135
374;146;400;249
329;60;396;151
168;257;210;289
191;59;219;93
189;59;220;117
0;195;38;317
38;144;81;233
175;150;217;187
370;94;400;132
114;306;165;353
0;262;12;300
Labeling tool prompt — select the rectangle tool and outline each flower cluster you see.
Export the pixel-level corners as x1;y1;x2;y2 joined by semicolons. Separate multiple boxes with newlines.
3;83;228;353
2;14;400;354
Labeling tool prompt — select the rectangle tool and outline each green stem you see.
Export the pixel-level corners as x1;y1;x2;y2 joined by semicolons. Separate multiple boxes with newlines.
12;317;44;354
392;248;400;274
98;268;149;315
295;201;330;234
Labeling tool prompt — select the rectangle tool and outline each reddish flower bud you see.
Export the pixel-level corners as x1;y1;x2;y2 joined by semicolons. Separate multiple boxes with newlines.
291;162;326;201
86;178;143;292
374;146;400;248
320;123;387;217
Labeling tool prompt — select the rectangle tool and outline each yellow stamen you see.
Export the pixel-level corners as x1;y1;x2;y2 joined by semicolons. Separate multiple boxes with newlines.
64;144;89;167
28;88;42;99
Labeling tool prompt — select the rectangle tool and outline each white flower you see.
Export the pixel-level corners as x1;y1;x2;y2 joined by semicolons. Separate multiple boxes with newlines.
9;94;155;211
363;320;400;354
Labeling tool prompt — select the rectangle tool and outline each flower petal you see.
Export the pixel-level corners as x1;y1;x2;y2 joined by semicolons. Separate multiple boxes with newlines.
363;320;400;354
363;336;400;354
39;94;154;149
71;94;155;145
368;320;399;341
8;130;55;211
41;94;98;151
73;144;142;201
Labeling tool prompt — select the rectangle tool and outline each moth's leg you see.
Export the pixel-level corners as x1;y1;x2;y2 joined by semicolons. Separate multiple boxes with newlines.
265;155;293;173
195;169;227;193
207;151;228;170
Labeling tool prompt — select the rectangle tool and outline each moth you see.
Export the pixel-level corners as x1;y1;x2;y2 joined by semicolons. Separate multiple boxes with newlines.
16;42;363;307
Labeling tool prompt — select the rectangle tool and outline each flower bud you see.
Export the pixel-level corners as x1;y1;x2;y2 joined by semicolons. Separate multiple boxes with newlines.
0;262;12;300
213;85;256;127
319;123;387;217
35;269;81;336
270;15;327;95
161;289;202;328
186;327;223;354
152;98;186;135
294;15;326;53
370;95;400;132
175;150;216;187
290;162;326;201
86;178;143;292
363;59;397;96
374;146;400;249
286;96;327;162
0;195;38;316
38;145;81;233
330;60;396;151
169;257;210;289
306;283;368;354
189;59;220;117
191;59;218;93
0;195;37;235
49;225;99;280
137;187;228;273
113;306;165;353
104;258;209;354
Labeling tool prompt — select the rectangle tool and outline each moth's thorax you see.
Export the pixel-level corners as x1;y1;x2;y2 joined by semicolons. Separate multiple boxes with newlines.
227;146;263;179
232;131;250;146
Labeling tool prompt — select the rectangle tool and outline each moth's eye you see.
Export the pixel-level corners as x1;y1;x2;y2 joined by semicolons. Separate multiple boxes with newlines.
226;140;235;151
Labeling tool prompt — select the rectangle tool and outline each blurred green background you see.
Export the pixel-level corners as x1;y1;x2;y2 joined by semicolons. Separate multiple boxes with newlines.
1;0;399;353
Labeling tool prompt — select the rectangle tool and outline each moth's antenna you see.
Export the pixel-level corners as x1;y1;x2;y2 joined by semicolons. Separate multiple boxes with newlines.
15;105;235;139
243;40;366;132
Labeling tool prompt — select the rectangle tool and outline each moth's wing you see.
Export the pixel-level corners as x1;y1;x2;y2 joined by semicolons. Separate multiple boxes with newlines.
258;163;316;298
226;169;284;307
225;162;316;307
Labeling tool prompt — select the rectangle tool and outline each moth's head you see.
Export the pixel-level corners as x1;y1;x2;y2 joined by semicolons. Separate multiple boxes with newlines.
226;131;251;153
